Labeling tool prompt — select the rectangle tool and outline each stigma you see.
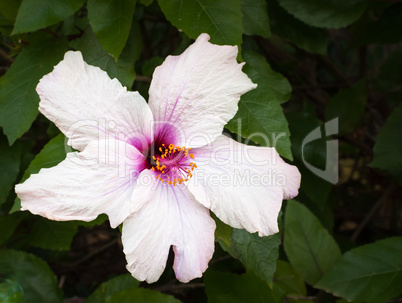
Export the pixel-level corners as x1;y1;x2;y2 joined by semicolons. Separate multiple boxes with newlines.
151;143;197;186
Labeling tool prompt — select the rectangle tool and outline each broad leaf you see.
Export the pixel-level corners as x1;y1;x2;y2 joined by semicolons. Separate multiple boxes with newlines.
70;20;142;88
0;0;21;22
316;237;402;303
325;80;366;134
205;271;276;303
220;228;280;287
226;51;292;160
0;136;23;206
11;134;66;213
268;0;327;55
371;102;402;171
141;56;164;77
0;250;63;303
158;0;243;46
213;213;232;247
13;0;86;34
104;288;181;303
242;0;270;38
0;279;24;303
0;11;13;28
0;38;68;145
284;200;341;285
86;274;139;303
20;134;67;182
87;0;136;60
0;214;22;245
276;0;367;29
28;217;78;250
274;260;307;296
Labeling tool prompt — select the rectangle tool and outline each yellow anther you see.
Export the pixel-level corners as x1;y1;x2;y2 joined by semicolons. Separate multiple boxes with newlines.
152;143;197;186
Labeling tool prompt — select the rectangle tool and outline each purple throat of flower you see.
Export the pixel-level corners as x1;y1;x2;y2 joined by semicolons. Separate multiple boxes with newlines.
134;124;197;186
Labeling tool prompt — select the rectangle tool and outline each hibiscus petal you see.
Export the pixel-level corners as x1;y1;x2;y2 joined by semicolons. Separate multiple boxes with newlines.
188;135;301;236
15;140;146;228
122;182;215;283
37;51;153;151
148;33;256;148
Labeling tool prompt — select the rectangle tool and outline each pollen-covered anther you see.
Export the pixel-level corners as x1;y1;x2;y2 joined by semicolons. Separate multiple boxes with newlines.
152;144;196;186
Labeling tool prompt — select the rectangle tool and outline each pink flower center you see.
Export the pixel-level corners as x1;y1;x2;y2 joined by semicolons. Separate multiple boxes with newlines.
151;144;197;186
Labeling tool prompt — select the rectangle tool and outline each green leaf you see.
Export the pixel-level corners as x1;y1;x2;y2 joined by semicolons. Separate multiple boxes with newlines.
226;51;292;160
284;200;341;285
86;274;139;303
325;80;366;134
20;134;67;182
274;260;307;296
268;0;327;55
139;0;153;6
213;213;232;247
0;0;21;22
316;237;402;303
220;228;280;287
242;0;271;38
0;250;63;303
276;0;367;29
104;288;181;303
12;0;86;34
77;214;108;227
70;20;142;88
242;48;292;105
0;136;23;206
371;102;402;171
0;11;13;27
158;0;243;46
0;214;22;245
141;56;164;77
87;0;136;60
0;279;24;303
28;217;78;250
11;134;67;213
204;271;277;303
0;38;68;145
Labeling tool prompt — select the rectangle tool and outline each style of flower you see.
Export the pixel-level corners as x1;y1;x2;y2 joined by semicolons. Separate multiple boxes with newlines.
15;34;301;283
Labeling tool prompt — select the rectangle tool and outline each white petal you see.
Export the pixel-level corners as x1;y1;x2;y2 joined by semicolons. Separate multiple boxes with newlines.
15;140;146;228
122;182;215;283
148;33;256;148
37;51;153;151
188;135;301;236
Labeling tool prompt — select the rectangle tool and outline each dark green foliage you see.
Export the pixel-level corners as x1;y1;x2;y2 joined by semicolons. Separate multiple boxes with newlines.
284;201;341;285
0;38;68;144
316;237;402;303
205;271;277;303
226;50;292;160
158;0;243;46
0;0;400;302
0;250;63;303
